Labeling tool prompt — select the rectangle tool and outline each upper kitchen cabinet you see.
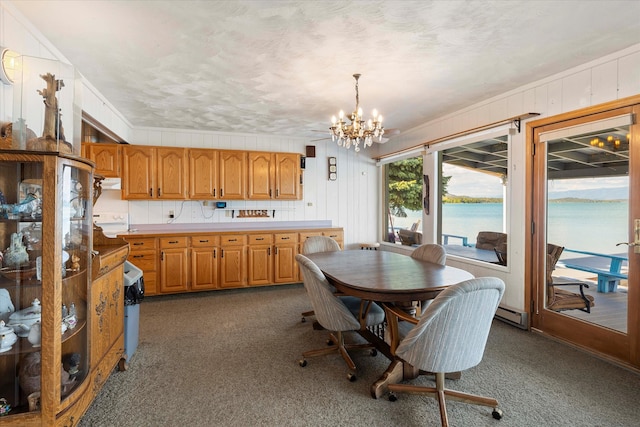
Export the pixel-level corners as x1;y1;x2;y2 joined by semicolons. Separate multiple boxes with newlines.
274;153;301;200
122;146;188;200
188;149;218;199
83;143;121;178
218;150;246;200
247;152;301;200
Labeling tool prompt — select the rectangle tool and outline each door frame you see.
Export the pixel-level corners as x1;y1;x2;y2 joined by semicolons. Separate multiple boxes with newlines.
525;94;640;369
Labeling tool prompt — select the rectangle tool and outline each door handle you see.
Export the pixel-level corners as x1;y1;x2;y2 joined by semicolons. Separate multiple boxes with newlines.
617;219;640;253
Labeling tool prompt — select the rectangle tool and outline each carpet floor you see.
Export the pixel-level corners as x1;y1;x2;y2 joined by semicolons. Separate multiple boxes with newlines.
79;284;640;427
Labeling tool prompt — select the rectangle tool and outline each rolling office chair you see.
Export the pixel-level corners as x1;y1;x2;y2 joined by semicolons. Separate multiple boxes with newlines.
296;254;385;381
300;236;341;323
383;277;505;426
411;244;447;314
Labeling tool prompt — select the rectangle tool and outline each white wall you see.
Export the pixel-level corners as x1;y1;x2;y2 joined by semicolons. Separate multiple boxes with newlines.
0;1;132;141
375;43;640;311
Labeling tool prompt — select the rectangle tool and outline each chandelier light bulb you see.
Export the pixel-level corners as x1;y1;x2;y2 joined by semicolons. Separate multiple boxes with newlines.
339;110;344;119
331;115;337;124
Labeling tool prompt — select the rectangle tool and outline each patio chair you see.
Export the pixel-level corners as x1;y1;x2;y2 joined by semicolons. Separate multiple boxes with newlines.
475;231;507;252
546;243;594;313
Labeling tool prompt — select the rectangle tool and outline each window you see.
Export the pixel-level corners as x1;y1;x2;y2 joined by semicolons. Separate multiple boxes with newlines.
437;133;509;264
383;155;424;245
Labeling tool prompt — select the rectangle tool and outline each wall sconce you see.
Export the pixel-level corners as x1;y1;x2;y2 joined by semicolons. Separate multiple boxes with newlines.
0;47;19;85
328;157;337;181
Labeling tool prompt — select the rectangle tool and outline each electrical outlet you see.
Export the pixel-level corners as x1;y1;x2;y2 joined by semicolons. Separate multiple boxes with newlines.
169;210;175;218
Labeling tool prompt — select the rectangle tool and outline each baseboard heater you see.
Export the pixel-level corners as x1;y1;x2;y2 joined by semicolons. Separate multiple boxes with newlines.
495;305;528;329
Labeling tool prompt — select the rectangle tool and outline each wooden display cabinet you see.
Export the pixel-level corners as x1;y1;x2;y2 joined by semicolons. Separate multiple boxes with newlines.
0;151;92;425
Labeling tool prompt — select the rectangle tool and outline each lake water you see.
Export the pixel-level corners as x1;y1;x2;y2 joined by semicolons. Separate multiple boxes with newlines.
394;202;628;256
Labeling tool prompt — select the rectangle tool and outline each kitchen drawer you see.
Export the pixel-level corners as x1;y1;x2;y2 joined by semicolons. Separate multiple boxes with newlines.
299;232;322;243
275;232;298;243
128;251;157;272
220;234;247;245
249;234;273;245
191;235;219;247
127;237;157;251
159;236;189;248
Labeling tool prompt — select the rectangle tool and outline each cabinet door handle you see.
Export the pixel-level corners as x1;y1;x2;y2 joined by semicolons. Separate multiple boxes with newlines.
256;237;264;241
213;249;217;258
149;188;153;197
269;189;272;197
275;247;278;255
158;188;162;197
133;242;144;246
276;189;279;197
168;240;179;244
281;237;290;240
220;188;224;197
228;238;237;242
221;249;224;258
199;240;209;243
161;251;164;261
132;254;144;258
213;188;216;197
268;247;271;256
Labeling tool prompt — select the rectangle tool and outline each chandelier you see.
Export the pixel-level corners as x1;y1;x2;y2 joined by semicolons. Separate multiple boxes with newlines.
330;74;384;152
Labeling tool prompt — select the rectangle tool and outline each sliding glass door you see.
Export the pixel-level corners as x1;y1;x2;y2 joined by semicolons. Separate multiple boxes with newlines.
530;99;639;368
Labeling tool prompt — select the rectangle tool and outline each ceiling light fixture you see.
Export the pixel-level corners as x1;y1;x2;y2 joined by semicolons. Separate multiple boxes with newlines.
330;73;384;152
0;47;19;85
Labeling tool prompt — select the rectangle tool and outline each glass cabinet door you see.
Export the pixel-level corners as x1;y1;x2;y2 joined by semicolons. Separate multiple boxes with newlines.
0;152;91;416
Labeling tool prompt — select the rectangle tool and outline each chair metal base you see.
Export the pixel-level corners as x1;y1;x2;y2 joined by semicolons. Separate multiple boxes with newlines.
388;372;501;426
300;331;376;375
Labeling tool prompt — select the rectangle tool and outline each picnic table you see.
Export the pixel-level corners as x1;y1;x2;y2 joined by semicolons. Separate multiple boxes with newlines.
558;250;628;293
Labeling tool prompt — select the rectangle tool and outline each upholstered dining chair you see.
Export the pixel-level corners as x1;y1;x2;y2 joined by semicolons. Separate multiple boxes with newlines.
300;236;342;323
383;277;505;426
411;244;447;314
546;243;594;313
296;254;385;381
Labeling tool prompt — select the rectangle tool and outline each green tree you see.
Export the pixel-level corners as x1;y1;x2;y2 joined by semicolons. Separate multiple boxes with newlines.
387;158;423;217
387;158;452;216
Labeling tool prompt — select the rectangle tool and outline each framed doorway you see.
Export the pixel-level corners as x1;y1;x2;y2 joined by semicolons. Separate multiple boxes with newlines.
528;96;640;369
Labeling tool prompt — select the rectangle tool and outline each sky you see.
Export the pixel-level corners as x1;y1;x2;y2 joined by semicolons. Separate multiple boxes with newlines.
444;164;629;198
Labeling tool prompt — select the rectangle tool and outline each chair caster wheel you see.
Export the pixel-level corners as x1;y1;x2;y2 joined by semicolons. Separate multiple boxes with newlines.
389;393;397;402
299;359;307;367
370;349;377;357
492;408;503;420
326;339;334;346
301;317;306;323
347;373;356;382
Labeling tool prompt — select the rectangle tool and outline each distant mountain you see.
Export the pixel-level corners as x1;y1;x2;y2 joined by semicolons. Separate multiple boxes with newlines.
548;187;628;200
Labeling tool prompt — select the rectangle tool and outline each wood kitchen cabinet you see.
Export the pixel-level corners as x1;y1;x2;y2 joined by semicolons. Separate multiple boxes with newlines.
189;149;218;199
82;142;121;177
273;232;298;283
125;237;158;296
218;151;246;200
159;236;189;294
122;146;188;200
219;234;247;288
247;152;301;200
190;235;219;291
247;233;273;285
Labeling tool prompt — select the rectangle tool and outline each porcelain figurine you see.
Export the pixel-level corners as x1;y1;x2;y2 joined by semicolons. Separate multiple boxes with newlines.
0;321;18;352
3;232;29;269
27;321;41;347
8;298;42;337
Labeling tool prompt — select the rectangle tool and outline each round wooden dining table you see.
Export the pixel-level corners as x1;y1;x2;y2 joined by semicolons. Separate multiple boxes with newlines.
304;249;475;399
305;249;474;302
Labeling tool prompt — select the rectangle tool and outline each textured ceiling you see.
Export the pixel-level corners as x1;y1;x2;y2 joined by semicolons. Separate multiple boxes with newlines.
10;1;640;141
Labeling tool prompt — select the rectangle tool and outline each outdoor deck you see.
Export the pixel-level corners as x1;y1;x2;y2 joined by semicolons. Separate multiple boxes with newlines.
556;268;628;333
